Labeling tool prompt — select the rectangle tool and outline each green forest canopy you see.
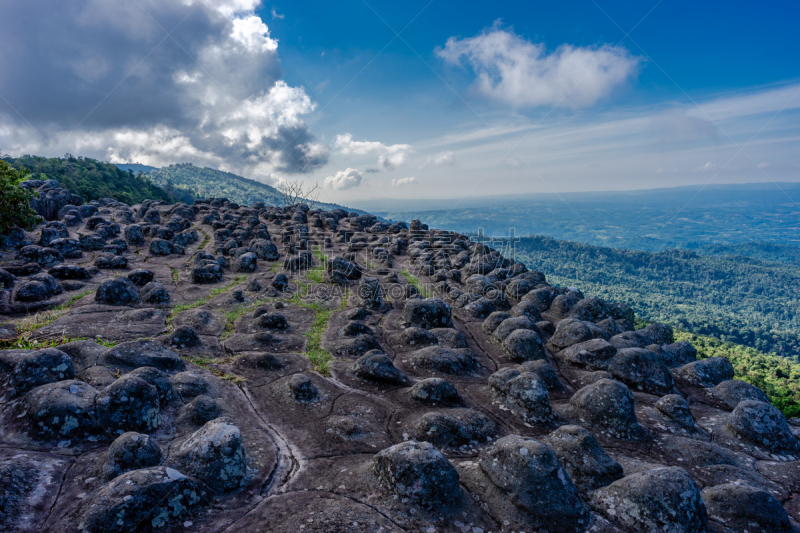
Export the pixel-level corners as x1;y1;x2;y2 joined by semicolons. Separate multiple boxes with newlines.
2;155;190;205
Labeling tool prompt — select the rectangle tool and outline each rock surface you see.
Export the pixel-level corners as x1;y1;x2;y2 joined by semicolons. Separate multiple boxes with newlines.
0;191;794;532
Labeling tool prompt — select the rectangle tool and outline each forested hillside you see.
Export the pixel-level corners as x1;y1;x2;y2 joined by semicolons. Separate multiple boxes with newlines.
145;163;357;212
3;155;189;205
510;235;800;360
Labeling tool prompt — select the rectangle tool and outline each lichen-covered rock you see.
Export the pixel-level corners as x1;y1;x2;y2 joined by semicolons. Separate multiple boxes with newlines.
674;357;735;387
502;328;545;362
701;483;792;533
409;378;460;404
167;418;246;493
568;379;645;440
94;253;127;269
168;325;201;348
411;409;495;447
170;371;210;400
725;400;800;455
409;346;477;374
140;281;170;304
234;251;257;273
14;273;63;302
353;351;410;385
482;311;511;334
589;467;707;533
555;338;617;370
647;341;697;368
10;348;75;396
655;394;697;429
372;441;460;509
489;369;552;422
547;318;608;351
25;379;99;439
95;277;141;306
400;297;453;329
714;379;770;409
126;269;154;287
607;347;675;395
519;359;562;390
127;366;175;402
96;375;160;435
178;395;221;426
356;277;382;308
49;264;91;280
478;435;590;532
148;238;173;256
253;312;289;330
98;341;185;372
101;432;163;480
191;263;224;283
79;466;211;532
544;425;624;492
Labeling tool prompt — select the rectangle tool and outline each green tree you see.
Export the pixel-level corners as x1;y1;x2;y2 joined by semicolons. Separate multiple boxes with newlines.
0;160;41;239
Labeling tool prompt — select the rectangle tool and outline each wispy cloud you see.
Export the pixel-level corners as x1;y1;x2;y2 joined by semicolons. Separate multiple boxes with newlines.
334;133;412;170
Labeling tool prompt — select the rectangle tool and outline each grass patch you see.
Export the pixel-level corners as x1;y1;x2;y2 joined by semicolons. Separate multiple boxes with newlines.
219;299;266;340
166;275;247;328
401;268;432;298
298;290;348;375
197;230;210;251
12;289;94;335
269;263;281;273
0;334;114;351
306;245;327;284
183;356;242;383
171;267;179;283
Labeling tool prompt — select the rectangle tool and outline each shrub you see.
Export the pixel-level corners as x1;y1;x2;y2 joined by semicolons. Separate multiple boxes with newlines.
0;160;41;238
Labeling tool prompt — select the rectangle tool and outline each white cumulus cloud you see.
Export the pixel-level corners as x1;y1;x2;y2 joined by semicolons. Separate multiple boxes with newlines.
391;177;417;187
698;162;717;171
334;133;412;170
437;23;641;109
325;168;363;190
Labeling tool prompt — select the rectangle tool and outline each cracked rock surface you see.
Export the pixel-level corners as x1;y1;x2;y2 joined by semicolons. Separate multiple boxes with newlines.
1;187;799;532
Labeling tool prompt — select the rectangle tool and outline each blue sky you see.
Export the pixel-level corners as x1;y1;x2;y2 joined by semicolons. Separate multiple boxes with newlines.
1;0;798;203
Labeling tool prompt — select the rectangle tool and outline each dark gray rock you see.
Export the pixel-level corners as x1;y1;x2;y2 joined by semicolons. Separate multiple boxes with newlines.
490;370;552;422
400;297;453;329
166;418;246;493
250;238;279;260
101;431;163;480
353;351;410;385
725;400;800;455
409;346;477;374
568;379;645;440
519;359;562;390
48;237;82;258
636;323;674;345
289;374;318;401
463;296;495;318
608;347;675;395
24;380;99;439
96;375;160;435
124;224;145;245
271;272;289;291
674;357;735;388
126;269;154;286
14;273;63;302
168;325;201;348
140;281;170;304
94;253;127;269
178;395;221;426
492;316;537;342
48;264;90;280
10;348;75;396
589;467;707;533
502;328;545;362
80;466;211;532
647;341;697;368
356;277;382;308
482;311;511;334
95;277;141;306
79;233;106;251
544;425;623;492
409;378;460;404
127;366;175;402
478;435;590;532
170;371;209;400
547;318;608;351
98;341;185;372
253;312;289;330
714;379;769;409
372;441;460;510
655;394;697;429
192;263;224;283
234;251;258;272
701;483;791;533
411;409;495;447
148;238;173;256
326;255;361;280
555;338;617;370
19;245;63;267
